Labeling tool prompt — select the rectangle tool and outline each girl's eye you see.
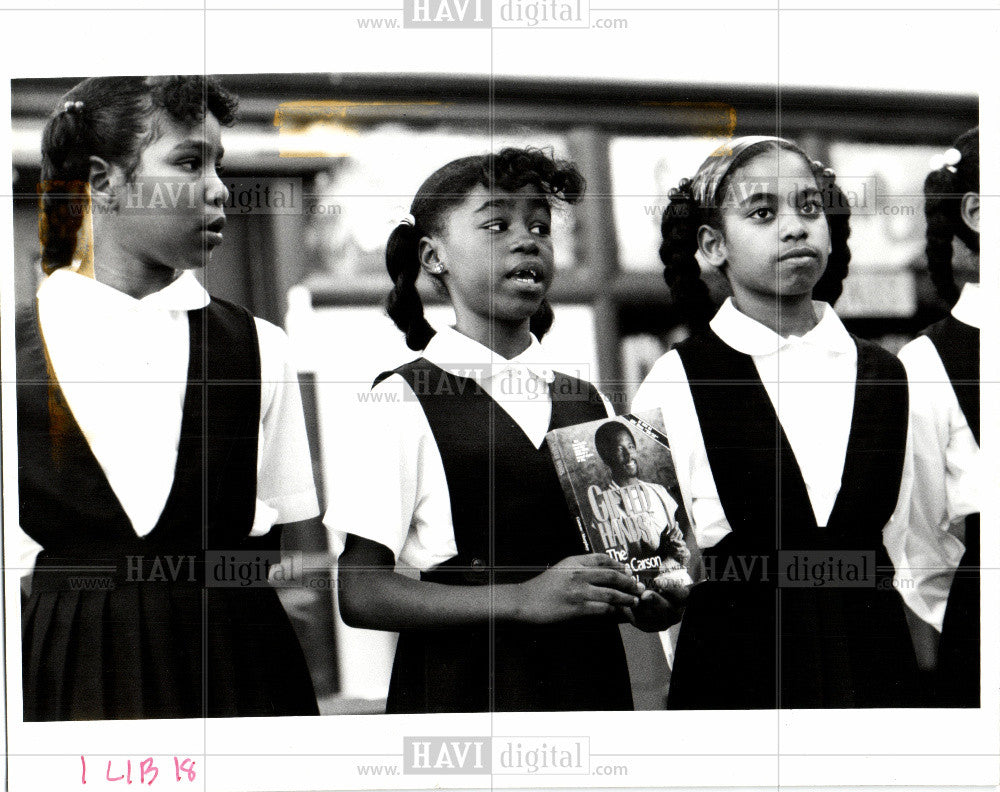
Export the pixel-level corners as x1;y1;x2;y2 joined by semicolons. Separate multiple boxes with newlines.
530;222;551;236
483;220;508;233
749;207;774;221
177;158;200;172
800;199;823;215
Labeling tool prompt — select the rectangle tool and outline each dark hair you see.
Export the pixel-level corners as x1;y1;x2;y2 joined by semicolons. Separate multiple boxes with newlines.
923;127;979;305
39;75;238;274
660;138;852;328
594;421;634;466
385;147;585;350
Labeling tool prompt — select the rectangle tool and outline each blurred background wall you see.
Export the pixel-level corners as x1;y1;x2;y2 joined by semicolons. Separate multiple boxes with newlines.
10;73;978;714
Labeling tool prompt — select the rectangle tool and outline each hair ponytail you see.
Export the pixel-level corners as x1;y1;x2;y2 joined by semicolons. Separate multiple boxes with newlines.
810;163;851;305
923;127;978;306
923;167;960;305
39;100;91;273
659;181;713;327
385;222;435;351
529;298;554;340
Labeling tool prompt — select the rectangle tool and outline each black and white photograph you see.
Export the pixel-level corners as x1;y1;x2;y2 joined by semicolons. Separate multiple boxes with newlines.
1;3;997;791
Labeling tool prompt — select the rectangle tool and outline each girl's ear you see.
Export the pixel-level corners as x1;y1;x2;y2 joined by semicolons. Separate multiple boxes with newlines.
88;155;120;210
960;191;980;234
418;235;448;277
697;224;727;269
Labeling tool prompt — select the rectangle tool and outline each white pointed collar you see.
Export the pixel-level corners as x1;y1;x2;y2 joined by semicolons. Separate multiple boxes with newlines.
951;283;981;329
421;325;556;384
39;267;210;313
710;297;855;356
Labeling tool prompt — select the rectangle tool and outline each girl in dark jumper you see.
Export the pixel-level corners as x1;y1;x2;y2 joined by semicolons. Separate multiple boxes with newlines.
632;136;919;709
898;127;980;706
18;75;319;720
330;148;679;713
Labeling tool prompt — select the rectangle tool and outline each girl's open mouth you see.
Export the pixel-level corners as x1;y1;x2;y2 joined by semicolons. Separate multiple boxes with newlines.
506;265;544;284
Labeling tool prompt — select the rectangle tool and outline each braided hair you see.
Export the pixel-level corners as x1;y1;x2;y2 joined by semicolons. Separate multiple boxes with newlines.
660;137;852;328
385;147;585;350
39;75;238;274
923;127;979;306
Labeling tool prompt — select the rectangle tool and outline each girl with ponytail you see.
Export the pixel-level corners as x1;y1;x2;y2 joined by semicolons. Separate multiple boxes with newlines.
18;76;319;720
329;148;676;713
898;127;980;706
633;136;920;709
382;149;563;352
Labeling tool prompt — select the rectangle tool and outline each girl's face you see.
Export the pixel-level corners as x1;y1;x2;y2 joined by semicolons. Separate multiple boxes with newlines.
425;184;554;330
111;111;228;271
700;148;831;303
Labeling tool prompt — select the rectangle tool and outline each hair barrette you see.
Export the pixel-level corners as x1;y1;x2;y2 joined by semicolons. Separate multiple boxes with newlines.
930;147;962;174
942;147;961;173
62;100;84;114
399;213;416;227
668;177;694;200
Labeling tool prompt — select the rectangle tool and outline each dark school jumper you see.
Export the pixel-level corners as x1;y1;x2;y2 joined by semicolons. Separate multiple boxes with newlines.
924;314;980;707
666;330;919;709
375;359;633;713
17;298;318;720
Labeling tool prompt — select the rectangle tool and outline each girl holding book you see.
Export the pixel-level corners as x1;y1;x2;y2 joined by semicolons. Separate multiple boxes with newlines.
329;148;680;713
898;127;980;706
632;136;919;709
18;75;319;720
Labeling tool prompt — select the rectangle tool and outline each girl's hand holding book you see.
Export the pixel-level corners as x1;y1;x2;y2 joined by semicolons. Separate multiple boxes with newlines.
625;586;688;632
515;553;643;624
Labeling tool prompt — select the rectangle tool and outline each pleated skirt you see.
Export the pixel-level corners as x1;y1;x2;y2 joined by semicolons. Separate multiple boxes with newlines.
667;581;919;710
386;618;633;713
22;580;319;721
936;514;980;707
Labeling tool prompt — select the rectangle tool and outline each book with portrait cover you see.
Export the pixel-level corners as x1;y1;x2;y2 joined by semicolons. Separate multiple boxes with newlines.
546;409;701;591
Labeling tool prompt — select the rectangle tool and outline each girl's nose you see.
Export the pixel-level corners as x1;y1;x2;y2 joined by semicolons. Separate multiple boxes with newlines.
779;210;808;241
510;231;540;255
205;172;229;207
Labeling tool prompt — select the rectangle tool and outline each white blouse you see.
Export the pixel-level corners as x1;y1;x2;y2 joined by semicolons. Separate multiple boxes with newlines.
17;268;319;572
896;283;981;631
323;325;612;570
